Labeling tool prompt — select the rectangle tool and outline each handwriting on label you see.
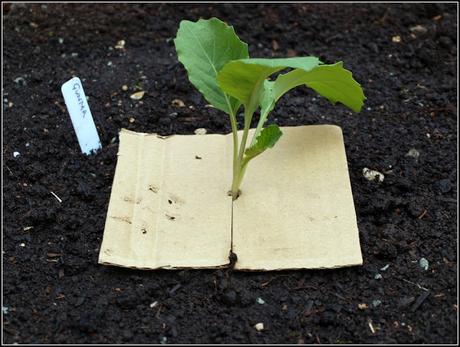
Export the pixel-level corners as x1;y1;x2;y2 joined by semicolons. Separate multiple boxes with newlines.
61;77;102;155
72;82;88;118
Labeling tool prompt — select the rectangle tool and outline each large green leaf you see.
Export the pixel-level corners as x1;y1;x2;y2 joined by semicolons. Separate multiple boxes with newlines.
218;58;365;113
218;57;365;139
174;18;249;114
217;57;321;112
272;61;365;113
244;124;283;160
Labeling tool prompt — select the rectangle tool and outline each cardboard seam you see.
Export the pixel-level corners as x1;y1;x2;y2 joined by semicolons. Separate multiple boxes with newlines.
152;136;168;267
228;197;236;268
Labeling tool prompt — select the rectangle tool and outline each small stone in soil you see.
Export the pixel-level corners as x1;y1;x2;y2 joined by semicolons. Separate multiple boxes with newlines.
380;264;390;272
409;25;428;35
419;257;429;271
130;91;145;100
121;85;128;91
372;300;382;307
14;77;26;86
363;168;384;182
406;148;420;160
358;303;368;310
254;322;264;331
194;128;207;135
115;40;125;49
256;297;265;305
374;273;382;280
13;151;20;158
2;306;9;314
171;98;185;107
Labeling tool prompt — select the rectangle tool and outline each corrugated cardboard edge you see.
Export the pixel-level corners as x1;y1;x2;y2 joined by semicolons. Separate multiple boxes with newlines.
98;128;232;269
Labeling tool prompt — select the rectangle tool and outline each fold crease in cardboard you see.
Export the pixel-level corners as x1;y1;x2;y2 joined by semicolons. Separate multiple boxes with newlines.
98;125;363;270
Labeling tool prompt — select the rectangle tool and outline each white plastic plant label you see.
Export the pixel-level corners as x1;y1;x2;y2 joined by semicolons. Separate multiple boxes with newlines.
61;77;102;155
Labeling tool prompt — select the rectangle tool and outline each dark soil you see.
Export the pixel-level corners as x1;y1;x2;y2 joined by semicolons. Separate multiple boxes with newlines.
3;3;457;344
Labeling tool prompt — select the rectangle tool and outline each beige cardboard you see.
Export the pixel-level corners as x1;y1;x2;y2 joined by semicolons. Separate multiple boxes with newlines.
233;125;363;270
98;129;232;269
98;125;362;270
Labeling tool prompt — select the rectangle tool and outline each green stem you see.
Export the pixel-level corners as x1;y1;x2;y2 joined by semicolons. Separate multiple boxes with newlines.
230;160;248;200
231;107;254;199
229;110;239;181
237;108;253;166
235;158;249;191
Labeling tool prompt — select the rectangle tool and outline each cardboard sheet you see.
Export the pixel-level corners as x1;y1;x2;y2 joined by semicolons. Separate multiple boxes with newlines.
98;129;232;269
98;125;362;270
232;125;363;270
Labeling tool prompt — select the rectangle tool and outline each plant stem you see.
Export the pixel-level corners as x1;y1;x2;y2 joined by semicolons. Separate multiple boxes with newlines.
234;158;249;193
231;107;254;199
237;108;252;167
229;110;239;183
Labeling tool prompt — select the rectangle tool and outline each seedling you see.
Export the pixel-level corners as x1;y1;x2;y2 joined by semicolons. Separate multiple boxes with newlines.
174;18;365;200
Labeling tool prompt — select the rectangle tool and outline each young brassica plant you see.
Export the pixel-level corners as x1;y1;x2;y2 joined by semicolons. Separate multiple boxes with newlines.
174;18;365;200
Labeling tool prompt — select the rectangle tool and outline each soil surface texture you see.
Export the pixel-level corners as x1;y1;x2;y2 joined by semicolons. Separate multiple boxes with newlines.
3;3;457;344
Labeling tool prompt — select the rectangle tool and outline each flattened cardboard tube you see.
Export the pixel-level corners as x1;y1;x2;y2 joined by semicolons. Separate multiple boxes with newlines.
98;125;363;270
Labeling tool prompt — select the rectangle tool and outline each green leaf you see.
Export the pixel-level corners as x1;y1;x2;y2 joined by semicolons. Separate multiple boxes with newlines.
272;61;365;113
174;18;249;114
218;57;364;114
217;57;321;112
244;124;283;160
